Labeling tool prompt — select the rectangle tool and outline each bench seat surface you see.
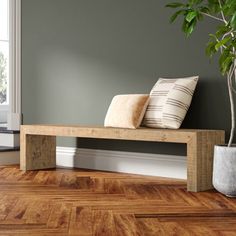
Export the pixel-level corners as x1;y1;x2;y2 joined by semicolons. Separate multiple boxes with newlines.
20;124;225;192
21;124;224;144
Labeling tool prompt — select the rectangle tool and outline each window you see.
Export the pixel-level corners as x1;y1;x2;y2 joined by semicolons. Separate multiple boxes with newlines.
0;0;21;128
0;0;9;106
0;0;9;126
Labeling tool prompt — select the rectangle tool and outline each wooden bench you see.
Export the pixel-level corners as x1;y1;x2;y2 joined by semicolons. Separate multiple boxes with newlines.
20;125;225;192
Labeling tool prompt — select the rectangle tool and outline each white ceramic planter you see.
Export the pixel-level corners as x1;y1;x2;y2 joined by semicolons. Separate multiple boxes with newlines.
213;145;236;197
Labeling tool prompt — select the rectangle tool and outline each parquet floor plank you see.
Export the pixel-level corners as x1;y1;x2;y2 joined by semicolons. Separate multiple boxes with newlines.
6;198;29;221
93;210;116;236
23;200;52;224
113;213;141;236
47;203;72;229
69;207;93;236
0;165;234;235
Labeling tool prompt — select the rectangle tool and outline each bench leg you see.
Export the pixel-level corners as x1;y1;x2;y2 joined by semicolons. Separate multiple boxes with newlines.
187;131;225;192
20;134;56;171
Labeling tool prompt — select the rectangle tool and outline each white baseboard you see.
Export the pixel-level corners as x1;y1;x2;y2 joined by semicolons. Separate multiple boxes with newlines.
0;147;187;179
56;147;187;179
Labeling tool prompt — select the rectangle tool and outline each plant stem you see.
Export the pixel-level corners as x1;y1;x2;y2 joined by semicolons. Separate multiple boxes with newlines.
235;58;236;91
218;0;228;24
229;65;236;94
200;12;225;22
227;71;235;147
222;30;234;40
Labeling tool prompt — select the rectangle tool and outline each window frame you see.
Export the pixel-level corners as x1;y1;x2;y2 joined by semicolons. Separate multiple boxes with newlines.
0;0;9;109
9;0;21;115
0;0;21;125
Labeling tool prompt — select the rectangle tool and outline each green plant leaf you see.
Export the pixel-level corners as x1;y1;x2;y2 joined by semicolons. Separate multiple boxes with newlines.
166;2;185;8
215;37;231;51
220;56;234;75
182;18;197;37
199;6;210;14
225;0;236;8
230;12;236;29
209;33;218;40
197;12;204;20
218;47;235;75
182;19;188;34
186;11;197;22
170;10;186;23
219;49;230;66
207;0;221;13
206;41;217;58
195;0;204;4
216;25;230;38
188;19;197;36
166;0;236;77
223;1;236;16
189;0;203;5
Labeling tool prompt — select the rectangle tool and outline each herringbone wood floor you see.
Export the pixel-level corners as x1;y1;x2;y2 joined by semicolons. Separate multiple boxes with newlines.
0;165;235;235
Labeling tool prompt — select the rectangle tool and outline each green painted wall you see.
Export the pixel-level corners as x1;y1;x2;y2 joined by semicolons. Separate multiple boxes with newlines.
22;0;230;155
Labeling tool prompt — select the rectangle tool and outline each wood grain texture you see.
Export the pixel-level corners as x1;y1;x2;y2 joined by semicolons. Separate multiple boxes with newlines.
20;132;56;171
0;166;234;235
21;124;223;143
187;131;225;192
20;125;225;192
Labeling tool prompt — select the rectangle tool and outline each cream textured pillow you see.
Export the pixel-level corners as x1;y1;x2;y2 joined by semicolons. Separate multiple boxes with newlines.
104;94;150;129
143;76;199;129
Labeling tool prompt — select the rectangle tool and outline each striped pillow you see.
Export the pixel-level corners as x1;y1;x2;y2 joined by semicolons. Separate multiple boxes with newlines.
143;76;199;129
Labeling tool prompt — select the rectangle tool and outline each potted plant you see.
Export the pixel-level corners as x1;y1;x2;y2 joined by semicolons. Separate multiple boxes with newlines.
166;0;236;196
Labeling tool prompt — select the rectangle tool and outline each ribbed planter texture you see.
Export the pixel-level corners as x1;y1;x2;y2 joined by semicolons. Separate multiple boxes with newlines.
213;145;236;197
